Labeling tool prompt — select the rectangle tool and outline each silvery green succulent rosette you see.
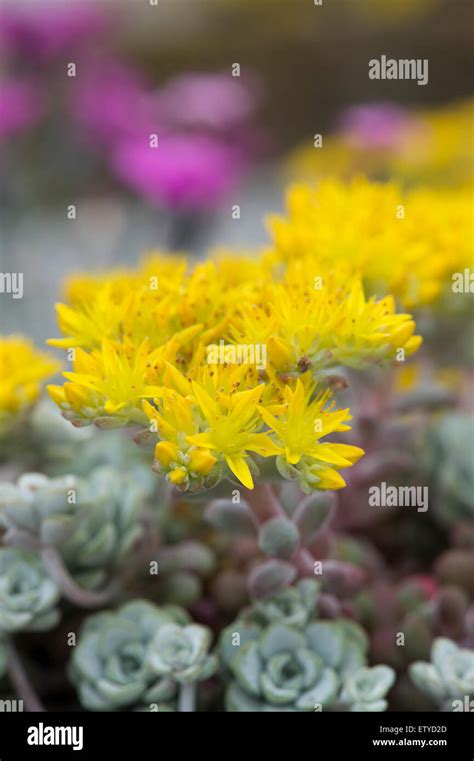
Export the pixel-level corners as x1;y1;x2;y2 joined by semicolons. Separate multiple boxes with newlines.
0;466;148;592
59;466;146;589
409;638;474;710
238;579;322;628
154;540;217;607
148;622;217;685
8;401;158;498
0;472;85;548
219;586;395;712
0;547;60;633
69;600;216;711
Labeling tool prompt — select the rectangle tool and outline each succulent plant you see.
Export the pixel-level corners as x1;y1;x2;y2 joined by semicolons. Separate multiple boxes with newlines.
258;516;300;560
0;472;84;547
148;622;217;684
70;600;193;711
27;402;157;496
240;579;321;628
153;540;218;607
422;414;474;525
59;466;146;589
54;433;157;497
340;666;396;711
220;612;393;712
409;638;474;709
0;548;60;633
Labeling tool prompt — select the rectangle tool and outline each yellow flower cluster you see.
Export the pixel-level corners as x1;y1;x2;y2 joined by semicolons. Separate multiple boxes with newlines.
0;335;59;434
47;232;421;492
268;177;473;309
288;99;474;188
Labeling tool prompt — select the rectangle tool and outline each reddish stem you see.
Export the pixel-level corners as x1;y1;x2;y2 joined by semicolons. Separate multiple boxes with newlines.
247;483;317;578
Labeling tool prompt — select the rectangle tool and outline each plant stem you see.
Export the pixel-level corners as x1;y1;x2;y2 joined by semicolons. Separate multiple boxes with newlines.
41;547;118;608
247;484;317;578
4;638;45;712
246;483;283;522
178;682;196;712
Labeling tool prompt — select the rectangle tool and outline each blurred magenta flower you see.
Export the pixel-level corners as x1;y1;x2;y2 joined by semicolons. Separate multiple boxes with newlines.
154;73;259;132
110;133;244;211
69;63;264;212
0;1;108;61
70;60;155;145
339;103;423;150
0;78;43;138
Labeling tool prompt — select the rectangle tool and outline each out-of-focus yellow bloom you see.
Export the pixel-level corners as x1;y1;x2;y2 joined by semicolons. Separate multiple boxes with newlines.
288;99;474;189
268;177;473;310
0;335;59;434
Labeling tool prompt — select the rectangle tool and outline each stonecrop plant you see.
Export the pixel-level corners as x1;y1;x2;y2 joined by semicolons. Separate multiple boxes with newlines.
47;177;428;496
1;172;473;716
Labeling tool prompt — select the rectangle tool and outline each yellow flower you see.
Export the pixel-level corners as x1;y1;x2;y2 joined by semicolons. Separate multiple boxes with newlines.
48;285;125;349
187;381;280;489
259;379;364;493
48;339;163;427
231;268;421;374
0;335;59;433
143;388;220;491
46;178;431;493
269;177;472;310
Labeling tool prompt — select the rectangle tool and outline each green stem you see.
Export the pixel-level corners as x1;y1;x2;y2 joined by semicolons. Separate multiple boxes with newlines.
178;682;196;712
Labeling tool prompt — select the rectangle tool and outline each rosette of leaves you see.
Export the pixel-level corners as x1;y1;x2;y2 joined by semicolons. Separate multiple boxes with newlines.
0;472;86;547
70;600;191;711
239;579;321;628
59;466;146;589
340;666;396;711
409;638;474;709
220;614;393;712
155;540;217;607
422;415;474;525
148;622;217;684
0;548;60;633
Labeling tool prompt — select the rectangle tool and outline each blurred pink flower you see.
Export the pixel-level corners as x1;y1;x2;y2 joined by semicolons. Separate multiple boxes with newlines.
339;102;422;150
0;2;108;61
0;78;43;138
110;133;244;211
70;60;155;145
154;73;259;132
